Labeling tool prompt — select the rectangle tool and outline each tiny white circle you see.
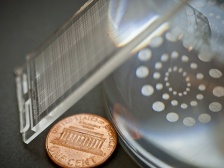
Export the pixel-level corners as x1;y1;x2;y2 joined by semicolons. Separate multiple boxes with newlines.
155;62;162;70
156;83;163;90
173;66;178;71
183;117;196;126
152;101;165;112
166;112;179;122
165;32;177;42
178;68;183;73
181;103;188;109
198;114;211;124
171;100;178;106
149;36;163;48
171;51;179;59
162;93;170;100
141;85;154;96
161;54;169;62
209;69;222;78
196;73;204;80
190;101;198;106
213;86;224;97
181;55;189;62
190;63;198;69
153;72;161;79
198;53;211;62
198;84;206;91
209;102;222;112
136;66;149;78
196;94;204;100
138;48;152;61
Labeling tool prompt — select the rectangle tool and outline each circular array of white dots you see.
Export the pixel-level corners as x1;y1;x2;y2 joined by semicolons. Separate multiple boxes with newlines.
181;103;188;109
136;66;149;78
209;102;222;112
198;84;206;91
155;62;162;70
156;83;163;90
209;69;222;78
161;54;169;62
198;53;211;62
183;117;196;126
166;112;179;122
181;55;189;62
165;32;177;42
198;114;211;124
153;72;160;79
162;93;170;100
171;51;179;59
149;36;163;48
141;85;154;96
196;94;204;100
196;73;204;80
190;63;198;69
152;101;165;112
138;48;152;61
190;101;198;106
171;100;178;106
213;86;224;97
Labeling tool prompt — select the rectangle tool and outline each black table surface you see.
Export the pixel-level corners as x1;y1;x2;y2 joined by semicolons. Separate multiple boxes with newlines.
0;0;139;167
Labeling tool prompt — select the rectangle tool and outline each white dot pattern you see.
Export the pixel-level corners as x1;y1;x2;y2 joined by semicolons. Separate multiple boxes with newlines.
209;102;222;112
138;48;152;61
134;5;224;126
213;86;224;97
152;101;165;112
166;112;179;122
149;36;163;48
183;117;196;126
209;69;222;78
136;66;149;78
141;85;154;96
198;114;211;124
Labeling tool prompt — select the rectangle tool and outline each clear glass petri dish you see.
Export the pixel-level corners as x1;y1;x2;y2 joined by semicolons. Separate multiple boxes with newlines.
105;0;224;167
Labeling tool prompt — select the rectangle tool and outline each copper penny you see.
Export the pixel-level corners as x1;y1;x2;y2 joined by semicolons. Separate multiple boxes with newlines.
46;113;117;168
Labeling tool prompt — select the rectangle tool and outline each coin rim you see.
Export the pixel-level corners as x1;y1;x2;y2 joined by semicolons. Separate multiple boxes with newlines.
45;113;118;168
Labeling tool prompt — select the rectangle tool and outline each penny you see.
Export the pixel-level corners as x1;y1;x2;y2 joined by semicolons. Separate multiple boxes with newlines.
46;113;117;168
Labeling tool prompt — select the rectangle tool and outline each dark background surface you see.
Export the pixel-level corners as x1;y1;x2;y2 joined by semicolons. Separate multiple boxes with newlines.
0;0;139;167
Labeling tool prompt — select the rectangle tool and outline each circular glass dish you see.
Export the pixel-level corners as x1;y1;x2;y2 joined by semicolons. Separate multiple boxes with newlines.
105;1;224;167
